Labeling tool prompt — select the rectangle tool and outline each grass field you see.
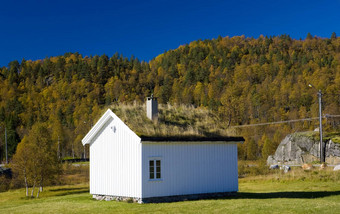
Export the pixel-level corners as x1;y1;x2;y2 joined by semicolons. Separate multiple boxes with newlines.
1;175;340;214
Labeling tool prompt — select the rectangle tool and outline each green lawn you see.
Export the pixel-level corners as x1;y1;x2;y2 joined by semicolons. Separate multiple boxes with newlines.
1;179;340;214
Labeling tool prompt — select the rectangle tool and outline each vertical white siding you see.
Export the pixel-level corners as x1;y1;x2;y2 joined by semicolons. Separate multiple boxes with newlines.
141;142;238;198
90;118;141;198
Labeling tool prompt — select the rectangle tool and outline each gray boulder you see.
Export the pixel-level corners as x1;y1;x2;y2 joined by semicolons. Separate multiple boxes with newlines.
280;165;291;173
334;165;340;171
325;140;340;165
267;132;340;166
269;164;279;170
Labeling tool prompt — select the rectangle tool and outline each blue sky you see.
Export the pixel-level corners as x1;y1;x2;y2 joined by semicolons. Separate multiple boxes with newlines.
0;0;339;67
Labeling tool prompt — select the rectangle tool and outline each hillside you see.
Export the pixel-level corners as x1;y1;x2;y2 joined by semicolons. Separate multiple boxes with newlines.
0;34;339;161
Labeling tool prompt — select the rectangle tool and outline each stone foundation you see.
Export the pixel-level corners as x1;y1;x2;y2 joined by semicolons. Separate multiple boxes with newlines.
92;194;142;203
92;192;236;203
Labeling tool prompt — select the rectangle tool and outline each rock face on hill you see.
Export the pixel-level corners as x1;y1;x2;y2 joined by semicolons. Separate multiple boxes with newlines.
267;132;340;165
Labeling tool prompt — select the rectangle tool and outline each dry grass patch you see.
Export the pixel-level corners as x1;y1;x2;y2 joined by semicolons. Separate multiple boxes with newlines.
239;161;340;183
59;163;89;185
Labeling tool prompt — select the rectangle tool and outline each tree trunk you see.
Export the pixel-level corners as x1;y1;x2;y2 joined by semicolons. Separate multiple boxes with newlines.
24;173;29;197
36;187;40;198
39;177;43;192
227;113;232;127
31;180;36;198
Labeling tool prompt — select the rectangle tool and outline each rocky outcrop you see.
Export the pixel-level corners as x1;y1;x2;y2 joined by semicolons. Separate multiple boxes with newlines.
267;132;340;165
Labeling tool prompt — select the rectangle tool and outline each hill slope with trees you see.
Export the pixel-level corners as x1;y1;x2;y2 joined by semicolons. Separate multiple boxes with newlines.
0;33;340;161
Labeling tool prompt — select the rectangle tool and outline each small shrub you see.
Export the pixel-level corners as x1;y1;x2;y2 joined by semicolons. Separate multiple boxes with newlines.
126;197;134;203
311;160;321;164
332;137;340;144
238;160;271;177
0;176;11;192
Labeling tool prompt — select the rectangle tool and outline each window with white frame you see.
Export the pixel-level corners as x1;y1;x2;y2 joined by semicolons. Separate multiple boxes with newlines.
149;159;161;180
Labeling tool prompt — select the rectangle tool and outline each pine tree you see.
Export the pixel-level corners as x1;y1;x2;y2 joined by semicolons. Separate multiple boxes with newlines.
306;32;313;40
331;32;337;39
261;134;276;160
246;139;258;160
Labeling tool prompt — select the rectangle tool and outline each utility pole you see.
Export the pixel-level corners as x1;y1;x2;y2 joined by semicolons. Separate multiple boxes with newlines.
309;84;324;163
318;89;324;163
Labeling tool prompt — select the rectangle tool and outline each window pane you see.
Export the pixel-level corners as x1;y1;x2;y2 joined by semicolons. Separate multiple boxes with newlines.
156;160;161;178
150;160;161;180
149;160;154;179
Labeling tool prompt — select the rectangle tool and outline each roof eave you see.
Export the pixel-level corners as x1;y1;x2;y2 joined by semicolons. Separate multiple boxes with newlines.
140;136;245;143
82;109;114;145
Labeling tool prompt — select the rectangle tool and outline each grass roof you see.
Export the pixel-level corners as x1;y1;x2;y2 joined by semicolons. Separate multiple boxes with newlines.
108;103;236;138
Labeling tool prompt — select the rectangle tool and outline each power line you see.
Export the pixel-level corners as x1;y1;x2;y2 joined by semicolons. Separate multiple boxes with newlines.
326;114;340;118
231;114;340;128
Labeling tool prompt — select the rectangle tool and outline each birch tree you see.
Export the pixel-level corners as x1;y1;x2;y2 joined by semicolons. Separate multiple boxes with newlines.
11;123;60;198
11;137;31;196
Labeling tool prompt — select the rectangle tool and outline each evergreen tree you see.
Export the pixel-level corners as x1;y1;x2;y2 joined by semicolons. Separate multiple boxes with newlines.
306;32;313;40
331;32;337;39
246;139;258;160
261;134;275;159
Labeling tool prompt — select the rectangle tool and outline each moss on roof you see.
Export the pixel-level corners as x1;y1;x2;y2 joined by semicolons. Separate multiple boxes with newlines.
109;103;237;138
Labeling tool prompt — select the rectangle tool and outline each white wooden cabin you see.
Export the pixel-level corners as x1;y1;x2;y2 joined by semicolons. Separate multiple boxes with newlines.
82;107;244;203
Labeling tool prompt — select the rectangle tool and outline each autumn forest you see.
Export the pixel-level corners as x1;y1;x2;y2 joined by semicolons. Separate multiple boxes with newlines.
1;33;340;162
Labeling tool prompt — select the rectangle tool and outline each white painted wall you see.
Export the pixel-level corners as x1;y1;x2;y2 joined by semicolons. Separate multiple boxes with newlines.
141;142;238;198
89;116;142;198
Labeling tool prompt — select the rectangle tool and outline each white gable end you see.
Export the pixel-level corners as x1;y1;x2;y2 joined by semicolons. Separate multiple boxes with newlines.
83;109;142;198
82;109;140;145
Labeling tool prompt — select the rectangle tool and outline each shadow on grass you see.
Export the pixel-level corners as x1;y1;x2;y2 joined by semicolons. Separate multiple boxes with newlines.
54;190;89;196
49;187;89;196
234;191;340;199
49;187;88;192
